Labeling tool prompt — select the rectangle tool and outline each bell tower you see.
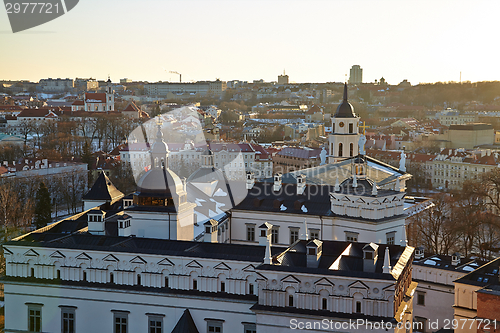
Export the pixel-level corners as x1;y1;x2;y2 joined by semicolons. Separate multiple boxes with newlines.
106;76;114;111
328;83;360;163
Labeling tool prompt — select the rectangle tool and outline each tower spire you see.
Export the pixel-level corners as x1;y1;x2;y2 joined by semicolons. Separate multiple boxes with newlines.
343;82;348;101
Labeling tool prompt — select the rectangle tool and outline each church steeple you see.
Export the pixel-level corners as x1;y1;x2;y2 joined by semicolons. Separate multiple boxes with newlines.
328;83;361;163
150;119;169;169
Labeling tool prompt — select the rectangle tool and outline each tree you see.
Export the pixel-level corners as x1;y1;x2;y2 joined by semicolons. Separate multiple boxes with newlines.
407;193;458;255
34;182;52;229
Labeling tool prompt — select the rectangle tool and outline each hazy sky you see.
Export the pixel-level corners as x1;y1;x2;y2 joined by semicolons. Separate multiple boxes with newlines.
0;0;498;84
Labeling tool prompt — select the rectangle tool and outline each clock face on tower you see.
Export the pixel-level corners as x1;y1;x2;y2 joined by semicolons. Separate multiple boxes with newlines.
339;122;345;127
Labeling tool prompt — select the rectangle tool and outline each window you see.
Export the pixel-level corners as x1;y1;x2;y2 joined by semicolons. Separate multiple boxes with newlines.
349;123;353;133
356;301;362;313
113;312;128;333
350;143;354;157
137;274;141;286
288;295;294;307
417;292;425;306
322;298;328;310
386;232;396;245
310;229;319;240
164;277;169;288
246;225;255;242
192;279;198;290
31;267;35;277
345;232;358;242
207;320;223;333
57;270;61;280
338;143;343;157
83;271;87;281
248;284;254;295
244;323;257;333
414;316;427;333
271;227;279;244
110;272;114;284
28;304;42;332
148;315;163;333
61;307;75;333
220;281;225;292
290;228;299;244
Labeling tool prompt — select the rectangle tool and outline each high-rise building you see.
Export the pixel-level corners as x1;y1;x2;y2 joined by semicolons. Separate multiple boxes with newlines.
349;65;363;84
278;70;289;85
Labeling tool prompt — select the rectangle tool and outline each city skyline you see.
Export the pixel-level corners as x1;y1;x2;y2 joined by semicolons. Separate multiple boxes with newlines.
0;0;499;84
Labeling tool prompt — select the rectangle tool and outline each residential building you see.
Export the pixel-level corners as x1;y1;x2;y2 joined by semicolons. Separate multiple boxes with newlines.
412;250;485;332
349;65;363;85
145;80;227;97
272;147;322;174
37;78;74;93
453;257;500;333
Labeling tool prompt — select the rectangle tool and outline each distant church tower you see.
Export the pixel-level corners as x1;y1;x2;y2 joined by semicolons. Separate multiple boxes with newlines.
106;77;115;111
329;83;360;163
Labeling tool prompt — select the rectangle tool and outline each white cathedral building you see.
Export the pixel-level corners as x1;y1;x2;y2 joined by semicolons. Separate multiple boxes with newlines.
1;84;428;333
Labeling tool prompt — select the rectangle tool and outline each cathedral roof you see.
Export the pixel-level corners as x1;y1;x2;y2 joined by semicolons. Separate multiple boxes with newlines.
334;83;356;118
83;172;124;202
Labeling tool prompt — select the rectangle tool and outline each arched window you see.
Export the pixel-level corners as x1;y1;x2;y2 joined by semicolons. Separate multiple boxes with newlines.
338;143;343;157
350;143;354;157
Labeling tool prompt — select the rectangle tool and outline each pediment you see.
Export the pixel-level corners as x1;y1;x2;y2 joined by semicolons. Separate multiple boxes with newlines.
382;198;390;203
371;199;381;205
242;264;256;272
341;196;351;202
214;262;231;270
281;274;301;284
255;272;268;281
157;258;174;266
103;254;119;262
3;247;13;255
24;249;39;257
49;251;65;259
348;280;369;289
314;277;335;286
355;198;366;203
382;284;395;292
76;252;92;260
186;260;203;268
130;256;147;264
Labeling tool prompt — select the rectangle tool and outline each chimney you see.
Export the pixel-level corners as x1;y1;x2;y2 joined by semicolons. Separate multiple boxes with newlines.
451;252;461;266
400;224;408;247
246;171;255;190
259;222;273;246
415;246;425;260
297;174;306;195
204;220;218;243
306;239;322;268
363;243;379;273
87;209;106;235
300;218;309;241
382;247;392;274
273;173;282;192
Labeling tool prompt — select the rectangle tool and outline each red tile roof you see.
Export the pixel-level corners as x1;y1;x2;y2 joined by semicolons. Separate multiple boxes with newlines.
85;93;106;103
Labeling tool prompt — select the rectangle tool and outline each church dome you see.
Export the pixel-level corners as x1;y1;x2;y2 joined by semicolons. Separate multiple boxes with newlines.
334;83;356;118
136;168;183;198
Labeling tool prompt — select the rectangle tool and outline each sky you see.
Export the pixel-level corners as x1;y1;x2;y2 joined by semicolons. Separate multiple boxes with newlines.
0;0;499;85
